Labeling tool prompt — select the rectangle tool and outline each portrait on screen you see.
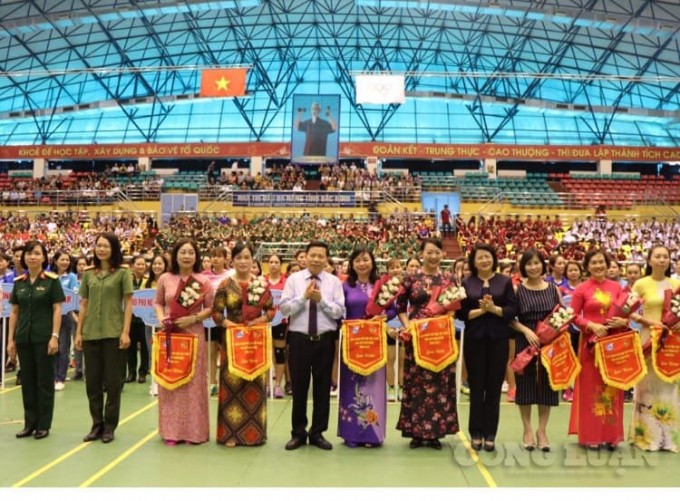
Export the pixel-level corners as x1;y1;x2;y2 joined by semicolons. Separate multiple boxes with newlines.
291;94;340;164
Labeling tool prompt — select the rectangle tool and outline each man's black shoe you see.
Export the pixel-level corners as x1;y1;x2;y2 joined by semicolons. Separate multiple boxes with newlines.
16;427;35;438
34;430;49;440
83;426;103;442
309;435;333;450
101;431;115;443
285;436;306;451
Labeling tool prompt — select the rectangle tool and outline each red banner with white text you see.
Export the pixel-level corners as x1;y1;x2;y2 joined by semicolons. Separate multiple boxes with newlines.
2;142;679;161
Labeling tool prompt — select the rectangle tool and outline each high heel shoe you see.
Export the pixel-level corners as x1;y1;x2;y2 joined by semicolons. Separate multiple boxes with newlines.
483;440;496;452
428;438;442;450
471;437;483;451
536;432;550;452
522;431;536;451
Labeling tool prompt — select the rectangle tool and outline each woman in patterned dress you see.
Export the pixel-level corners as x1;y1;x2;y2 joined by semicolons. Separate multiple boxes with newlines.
154;239;214;445
509;248;561;451
394;238;459;450
211;242;275;447
629;245;679;452
338;246;390;448
568;250;628;449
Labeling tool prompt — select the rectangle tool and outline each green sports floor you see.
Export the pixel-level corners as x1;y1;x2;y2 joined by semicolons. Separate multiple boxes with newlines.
1;370;678;489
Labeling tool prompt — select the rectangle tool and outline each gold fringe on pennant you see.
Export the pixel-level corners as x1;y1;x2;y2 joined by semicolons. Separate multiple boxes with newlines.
650;326;680;384
226;324;272;381
539;332;582;391
341;319;388;377
151;332;198;391
594;330;647;391
410;315;458;373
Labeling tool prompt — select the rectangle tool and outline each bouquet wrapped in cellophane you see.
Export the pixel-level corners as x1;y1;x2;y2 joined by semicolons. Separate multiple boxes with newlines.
365;274;403;317
420;284;467;318
662;285;680;329
535;305;575;346
608;289;643;319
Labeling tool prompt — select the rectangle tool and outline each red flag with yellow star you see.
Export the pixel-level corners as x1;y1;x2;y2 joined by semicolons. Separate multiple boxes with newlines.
200;68;247;97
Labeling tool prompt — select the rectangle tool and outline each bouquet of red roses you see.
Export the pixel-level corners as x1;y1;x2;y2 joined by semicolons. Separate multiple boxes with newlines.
365;274;403;317
535;305;575;346
420;284;467;317
608;289;643;319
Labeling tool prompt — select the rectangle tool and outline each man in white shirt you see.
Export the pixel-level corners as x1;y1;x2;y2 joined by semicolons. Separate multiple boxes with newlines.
280;241;345;451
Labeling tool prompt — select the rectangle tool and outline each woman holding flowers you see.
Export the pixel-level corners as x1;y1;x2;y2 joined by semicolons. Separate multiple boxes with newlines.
459;243;518;452
629;244;679;452
385;258;405;401
569;250;627;450
508;248;561;451
154;239;214;445
211;242;274;447
338;247;390;447
394;238;459;450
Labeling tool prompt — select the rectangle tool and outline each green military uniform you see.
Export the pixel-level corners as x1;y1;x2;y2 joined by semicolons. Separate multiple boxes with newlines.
79;266;134;435
10;271;65;431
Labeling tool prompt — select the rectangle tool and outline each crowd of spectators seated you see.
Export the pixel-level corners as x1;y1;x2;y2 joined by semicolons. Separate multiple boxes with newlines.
0;209;438;263
0;211;158;259
317;163;420;196
457;213;680;264
1;170;164;205
212;164;308;190
457;214;564;261
158;210;437;260
208;162;421;195
3;206;680;276
2;162;421;206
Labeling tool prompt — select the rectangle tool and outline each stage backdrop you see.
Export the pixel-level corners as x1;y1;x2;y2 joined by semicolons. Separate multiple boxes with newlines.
291;94;340;165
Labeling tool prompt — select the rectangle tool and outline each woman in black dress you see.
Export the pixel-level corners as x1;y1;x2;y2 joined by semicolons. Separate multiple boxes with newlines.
459;243;518;452
509;248;561;452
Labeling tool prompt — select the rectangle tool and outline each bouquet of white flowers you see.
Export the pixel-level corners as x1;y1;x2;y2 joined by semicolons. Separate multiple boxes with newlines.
247;276;269;306
377;276;402;306
536;305;575;345
436;285;467;310
366;274;403;317
420;283;466;317
176;277;204;310
241;275;272;323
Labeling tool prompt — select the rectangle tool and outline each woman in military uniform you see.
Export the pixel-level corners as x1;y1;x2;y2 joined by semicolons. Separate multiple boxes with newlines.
75;232;133;444
7;240;65;440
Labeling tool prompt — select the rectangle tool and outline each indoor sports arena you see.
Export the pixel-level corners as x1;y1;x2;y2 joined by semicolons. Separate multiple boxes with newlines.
0;0;679;492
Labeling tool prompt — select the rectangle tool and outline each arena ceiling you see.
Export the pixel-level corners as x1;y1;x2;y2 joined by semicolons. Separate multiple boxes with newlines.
0;0;679;147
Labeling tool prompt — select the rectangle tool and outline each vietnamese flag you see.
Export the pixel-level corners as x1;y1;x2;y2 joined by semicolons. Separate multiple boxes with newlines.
200;68;247;97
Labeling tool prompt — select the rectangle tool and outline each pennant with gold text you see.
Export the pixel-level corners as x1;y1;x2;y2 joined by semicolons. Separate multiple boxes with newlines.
226;323;271;381
341;319;387;376
409;315;458;372
152;331;198;390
